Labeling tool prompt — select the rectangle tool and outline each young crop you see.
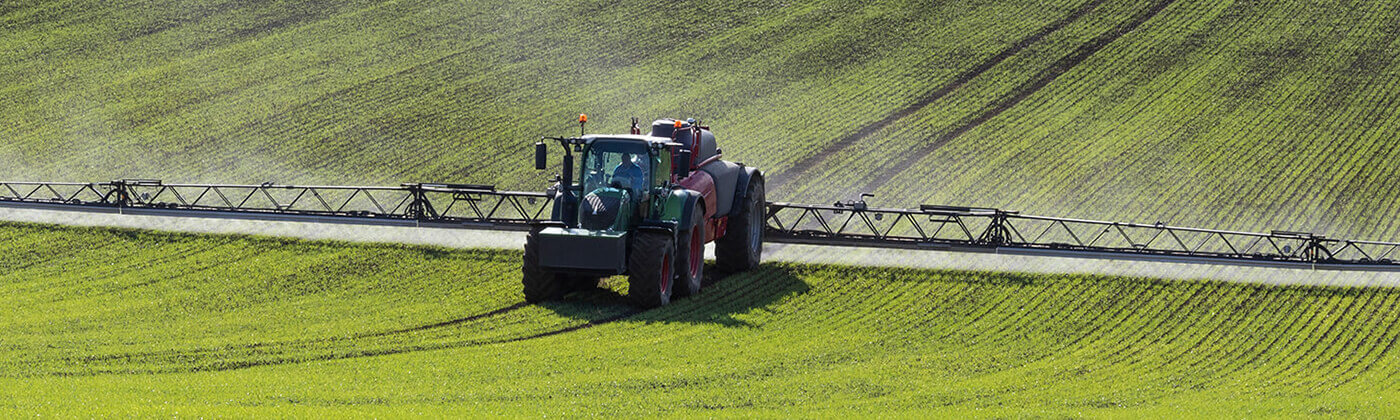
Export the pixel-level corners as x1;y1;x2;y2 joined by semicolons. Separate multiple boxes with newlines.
7;0;1400;416
0;224;1397;416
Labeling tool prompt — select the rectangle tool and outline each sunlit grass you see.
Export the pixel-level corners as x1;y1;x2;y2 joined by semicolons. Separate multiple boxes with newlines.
2;223;1399;416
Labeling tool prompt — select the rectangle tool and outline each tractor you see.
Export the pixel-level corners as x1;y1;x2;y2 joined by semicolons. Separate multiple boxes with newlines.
524;116;765;307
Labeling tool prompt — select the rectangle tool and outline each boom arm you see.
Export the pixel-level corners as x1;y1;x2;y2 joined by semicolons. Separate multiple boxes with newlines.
1;179;1397;271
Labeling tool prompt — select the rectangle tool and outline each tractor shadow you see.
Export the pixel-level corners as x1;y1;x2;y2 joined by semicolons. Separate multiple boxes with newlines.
538;263;810;328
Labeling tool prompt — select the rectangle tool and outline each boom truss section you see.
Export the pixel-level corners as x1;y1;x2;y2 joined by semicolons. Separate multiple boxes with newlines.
1;180;1397;271
0;180;553;230
765;201;1400;271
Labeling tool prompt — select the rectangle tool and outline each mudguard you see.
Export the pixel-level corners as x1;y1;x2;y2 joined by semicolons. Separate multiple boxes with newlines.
548;186;580;226
637;221;678;236
701;160;742;215
658;188;703;229
729;166;763;218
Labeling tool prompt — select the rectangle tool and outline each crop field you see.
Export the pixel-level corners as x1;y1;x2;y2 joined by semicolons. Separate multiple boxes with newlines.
6;0;1400;242
6;0;1400;415
1;0;1094;185
2;222;1399;416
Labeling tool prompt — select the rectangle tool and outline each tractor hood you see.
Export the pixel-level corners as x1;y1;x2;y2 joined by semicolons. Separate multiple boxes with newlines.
578;188;631;231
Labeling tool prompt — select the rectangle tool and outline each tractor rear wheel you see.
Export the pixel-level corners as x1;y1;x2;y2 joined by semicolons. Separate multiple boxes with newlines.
628;230;675;308
522;228;569;303
673;201;705;298
717;178;764;273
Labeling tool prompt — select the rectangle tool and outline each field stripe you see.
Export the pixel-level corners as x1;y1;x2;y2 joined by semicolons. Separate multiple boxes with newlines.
769;0;1109;190
1328;295;1400;391
1307;291;1400;392
857;0;1180;194
29;303;641;376
19;265;801;376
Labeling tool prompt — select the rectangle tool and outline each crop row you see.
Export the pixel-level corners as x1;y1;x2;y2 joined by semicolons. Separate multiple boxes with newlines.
5;222;1400;414
780;0;1158;199
7;0;1400;249
0;222;537;376
867;0;1400;243
1;0;1113;192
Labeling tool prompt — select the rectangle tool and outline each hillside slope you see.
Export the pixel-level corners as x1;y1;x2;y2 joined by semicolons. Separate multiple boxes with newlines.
7;0;1399;242
848;0;1400;241
2;223;1399;416
1;0;1095;185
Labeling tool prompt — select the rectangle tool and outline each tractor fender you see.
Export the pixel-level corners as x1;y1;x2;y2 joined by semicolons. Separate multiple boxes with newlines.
728;166;764;218
701;159;743;215
637;221;678;236
658;188;704;231
548;184;579;226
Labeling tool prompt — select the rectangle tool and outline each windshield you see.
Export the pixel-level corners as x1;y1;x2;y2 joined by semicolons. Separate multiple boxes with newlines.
581;140;651;200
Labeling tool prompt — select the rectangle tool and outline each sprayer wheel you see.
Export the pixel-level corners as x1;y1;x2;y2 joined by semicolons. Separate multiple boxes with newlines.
717;178;764;273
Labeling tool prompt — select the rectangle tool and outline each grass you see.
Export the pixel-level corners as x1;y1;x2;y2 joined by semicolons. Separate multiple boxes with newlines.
840;0;1400;241
7;0;1400;415
2;222;1400;416
0;0;1102;187
7;0;1398;242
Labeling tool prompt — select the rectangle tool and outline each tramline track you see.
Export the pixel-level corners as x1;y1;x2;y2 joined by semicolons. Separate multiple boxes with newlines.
2;179;1398;272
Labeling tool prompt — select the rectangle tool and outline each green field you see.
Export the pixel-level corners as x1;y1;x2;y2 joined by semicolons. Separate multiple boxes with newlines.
5;0;1400;240
6;0;1400;415
3;222;1399;416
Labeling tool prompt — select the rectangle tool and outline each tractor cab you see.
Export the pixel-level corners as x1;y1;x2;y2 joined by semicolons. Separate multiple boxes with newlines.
575;137;670;231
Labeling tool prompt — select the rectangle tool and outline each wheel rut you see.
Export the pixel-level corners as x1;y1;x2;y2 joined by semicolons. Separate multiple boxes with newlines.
856;0;1180;195
60;302;537;365
32;299;633;374
769;0;1112;192
28;267;791;377
36;269;798;377
105;309;643;377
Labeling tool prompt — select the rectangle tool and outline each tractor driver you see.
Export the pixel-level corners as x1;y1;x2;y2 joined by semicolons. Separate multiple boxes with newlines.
612;153;646;198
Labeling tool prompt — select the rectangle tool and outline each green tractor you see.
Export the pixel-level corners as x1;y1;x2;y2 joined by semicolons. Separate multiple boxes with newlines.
524;117;765;307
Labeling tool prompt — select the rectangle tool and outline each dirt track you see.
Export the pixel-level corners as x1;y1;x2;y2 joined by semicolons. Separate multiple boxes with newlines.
3;206;1396;287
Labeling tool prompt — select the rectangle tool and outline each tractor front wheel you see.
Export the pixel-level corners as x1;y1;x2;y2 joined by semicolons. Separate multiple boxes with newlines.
628;231;675;308
522;228;569;303
673;201;705;298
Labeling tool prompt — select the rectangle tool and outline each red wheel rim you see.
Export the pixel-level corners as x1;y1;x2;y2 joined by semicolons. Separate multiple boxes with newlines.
689;225;703;278
661;253;672;294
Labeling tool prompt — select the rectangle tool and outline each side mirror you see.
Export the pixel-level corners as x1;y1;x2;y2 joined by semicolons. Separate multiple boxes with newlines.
534;142;547;170
675;150;692;178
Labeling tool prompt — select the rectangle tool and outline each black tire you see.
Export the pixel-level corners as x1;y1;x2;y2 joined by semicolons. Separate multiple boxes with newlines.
628;231;675;308
717;177;764;273
673;201;705;298
522;228;569;303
